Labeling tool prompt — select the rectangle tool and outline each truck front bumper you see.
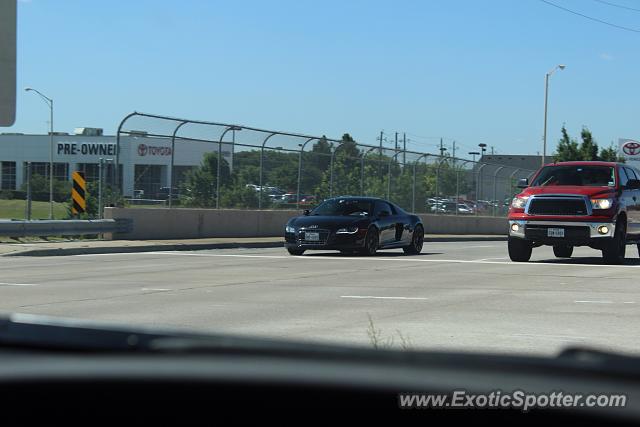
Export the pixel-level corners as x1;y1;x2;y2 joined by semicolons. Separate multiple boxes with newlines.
508;220;616;246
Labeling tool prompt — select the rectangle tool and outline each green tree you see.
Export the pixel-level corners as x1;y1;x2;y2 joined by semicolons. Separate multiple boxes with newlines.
599;143;624;162
579;127;599;161
180;152;231;207
554;126;580;161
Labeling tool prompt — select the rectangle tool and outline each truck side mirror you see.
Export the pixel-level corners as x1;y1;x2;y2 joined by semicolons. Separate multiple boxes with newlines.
517;178;529;189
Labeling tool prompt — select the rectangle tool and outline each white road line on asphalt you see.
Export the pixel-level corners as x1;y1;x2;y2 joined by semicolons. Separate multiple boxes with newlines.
141;288;171;292
140;251;640;268
624;301;637;304
340;295;429;300
0;282;39;286
511;333;589;340
574;300;614;304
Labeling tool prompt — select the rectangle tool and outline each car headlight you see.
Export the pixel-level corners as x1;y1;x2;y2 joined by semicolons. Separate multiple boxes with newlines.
511;196;529;209
285;225;296;233
591;198;613;210
336;226;359;234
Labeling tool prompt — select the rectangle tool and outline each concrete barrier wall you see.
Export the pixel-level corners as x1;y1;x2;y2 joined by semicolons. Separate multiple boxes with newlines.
105;208;507;240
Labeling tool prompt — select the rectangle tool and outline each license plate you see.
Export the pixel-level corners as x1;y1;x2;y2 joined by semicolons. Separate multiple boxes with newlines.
305;232;320;241
547;228;565;238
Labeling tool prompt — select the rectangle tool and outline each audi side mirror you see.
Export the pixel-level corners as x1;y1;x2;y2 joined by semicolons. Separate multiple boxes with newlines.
517;178;529;189
626;179;640;190
303;209;310;216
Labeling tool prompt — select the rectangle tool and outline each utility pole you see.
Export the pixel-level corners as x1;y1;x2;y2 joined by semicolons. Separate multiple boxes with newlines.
439;138;447;157
403;132;406;165
452;141;456;167
491;146;494;155
394;132;398;152
378;130;384;177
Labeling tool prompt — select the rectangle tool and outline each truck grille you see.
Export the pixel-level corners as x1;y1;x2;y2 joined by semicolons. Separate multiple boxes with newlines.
527;197;588;216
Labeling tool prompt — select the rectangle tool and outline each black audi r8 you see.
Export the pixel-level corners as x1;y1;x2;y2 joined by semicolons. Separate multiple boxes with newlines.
284;196;424;256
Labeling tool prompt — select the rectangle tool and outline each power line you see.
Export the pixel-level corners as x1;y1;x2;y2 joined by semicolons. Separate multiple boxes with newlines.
594;0;640;13
539;0;640;33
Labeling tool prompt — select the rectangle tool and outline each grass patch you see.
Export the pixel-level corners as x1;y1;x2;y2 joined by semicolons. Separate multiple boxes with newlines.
0;199;69;220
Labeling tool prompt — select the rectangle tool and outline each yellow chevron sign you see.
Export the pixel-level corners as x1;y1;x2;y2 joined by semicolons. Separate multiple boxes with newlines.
71;171;87;215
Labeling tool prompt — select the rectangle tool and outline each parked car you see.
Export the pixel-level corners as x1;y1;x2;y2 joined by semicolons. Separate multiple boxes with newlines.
155;187;180;200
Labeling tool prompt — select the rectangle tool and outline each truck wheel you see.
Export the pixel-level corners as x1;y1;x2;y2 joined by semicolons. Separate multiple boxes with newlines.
602;221;626;265
508;237;532;262
287;248;305;256
553;245;573;258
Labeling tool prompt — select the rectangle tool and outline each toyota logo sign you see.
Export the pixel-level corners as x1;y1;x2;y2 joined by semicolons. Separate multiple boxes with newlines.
137;143;148;156
137;143;171;156
623;141;640;156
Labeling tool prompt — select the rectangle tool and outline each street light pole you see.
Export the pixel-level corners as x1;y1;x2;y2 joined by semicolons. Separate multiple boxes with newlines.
542;64;566;166
25;87;54;219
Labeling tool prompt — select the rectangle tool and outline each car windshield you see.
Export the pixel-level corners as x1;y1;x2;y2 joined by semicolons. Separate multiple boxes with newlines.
311;199;372;216
531;166;615;187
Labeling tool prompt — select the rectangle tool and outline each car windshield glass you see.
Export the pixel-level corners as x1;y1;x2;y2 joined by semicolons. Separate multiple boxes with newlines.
531;166;615;187
311;199;372;216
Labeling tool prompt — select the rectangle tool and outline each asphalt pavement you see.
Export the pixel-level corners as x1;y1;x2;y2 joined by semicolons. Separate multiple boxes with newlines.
1;241;639;356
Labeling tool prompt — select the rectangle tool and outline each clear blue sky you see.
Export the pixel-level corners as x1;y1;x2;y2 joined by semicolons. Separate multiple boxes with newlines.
7;0;640;156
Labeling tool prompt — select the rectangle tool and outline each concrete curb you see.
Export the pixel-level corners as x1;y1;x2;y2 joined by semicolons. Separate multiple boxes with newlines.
3;236;507;257
3;241;285;257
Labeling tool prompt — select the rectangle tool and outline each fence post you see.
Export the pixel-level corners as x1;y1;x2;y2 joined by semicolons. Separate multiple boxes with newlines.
435;157;447;213
25;162;32;221
360;147;376;196
258;133;277;209
168;121;188;208
297;137;315;209
412;154;428;213
492;166;506;217
387;152;401;201
114;112;138;197
98;158;104;219
329;142;345;197
475;163;487;215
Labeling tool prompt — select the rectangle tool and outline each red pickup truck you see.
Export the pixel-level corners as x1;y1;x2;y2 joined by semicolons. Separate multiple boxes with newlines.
507;161;640;264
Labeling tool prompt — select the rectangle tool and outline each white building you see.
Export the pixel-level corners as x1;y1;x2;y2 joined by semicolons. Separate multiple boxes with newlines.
0;129;231;198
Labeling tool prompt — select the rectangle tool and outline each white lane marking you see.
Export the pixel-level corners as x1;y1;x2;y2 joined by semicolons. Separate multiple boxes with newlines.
474;257;509;261
574;300;614;304
0;282;39;286
340;295;429;300
511;333;589;340
141;287;171;292
623;301;636;304
140;251;640;268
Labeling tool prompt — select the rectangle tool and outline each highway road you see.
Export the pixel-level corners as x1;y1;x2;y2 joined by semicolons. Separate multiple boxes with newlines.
1;242;639;356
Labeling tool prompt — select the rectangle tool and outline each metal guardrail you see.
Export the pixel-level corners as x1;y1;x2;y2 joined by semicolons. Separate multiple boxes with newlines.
0;219;133;238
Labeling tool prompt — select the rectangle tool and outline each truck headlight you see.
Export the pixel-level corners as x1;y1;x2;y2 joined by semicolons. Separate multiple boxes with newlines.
285;225;296;233
511;196;529;209
590;198;613;210
336;226;359;234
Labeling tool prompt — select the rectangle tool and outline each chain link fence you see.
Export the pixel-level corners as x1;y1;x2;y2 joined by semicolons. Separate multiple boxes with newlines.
113;112;536;217
0;112;537;220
